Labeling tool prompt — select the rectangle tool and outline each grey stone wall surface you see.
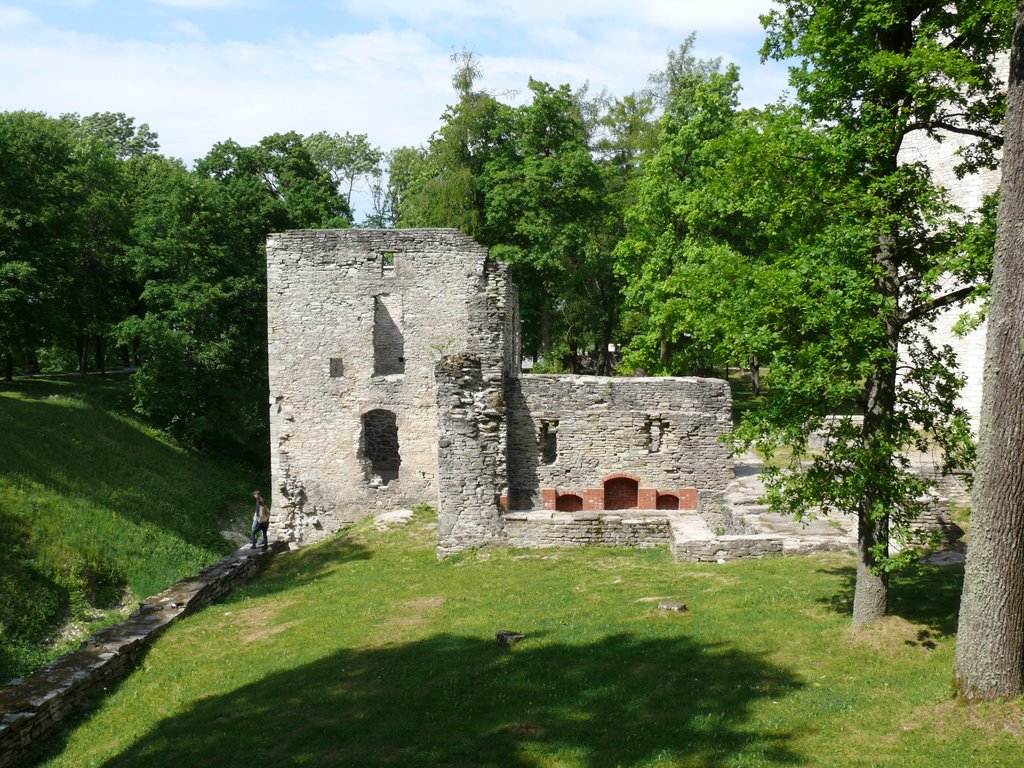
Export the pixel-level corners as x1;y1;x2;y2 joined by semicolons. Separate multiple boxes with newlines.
0;543;287;768
435;355;509;557
504;511;672;549
267;228;512;545
895;53;1006;431
505;375;734;509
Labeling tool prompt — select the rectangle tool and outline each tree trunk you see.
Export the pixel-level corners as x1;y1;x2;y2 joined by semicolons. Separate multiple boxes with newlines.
3;353;12;381
95;336;106;375
77;334;88;376
749;355;761;397
954;5;1024;700
540;307;551;355
852;232;901;626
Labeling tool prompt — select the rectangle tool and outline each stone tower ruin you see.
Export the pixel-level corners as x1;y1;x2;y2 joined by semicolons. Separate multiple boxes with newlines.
266;228;737;556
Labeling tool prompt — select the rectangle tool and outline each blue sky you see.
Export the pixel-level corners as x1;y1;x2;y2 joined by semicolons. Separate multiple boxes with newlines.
1;0;791;206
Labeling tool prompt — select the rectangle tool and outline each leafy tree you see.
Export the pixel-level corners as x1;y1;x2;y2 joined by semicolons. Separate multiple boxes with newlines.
304;130;383;212
749;0;1010;624
480;79;614;368
0;112;78;378
620;2;1010;625
397;51;507;236
122;133;348;458
954;0;1024;700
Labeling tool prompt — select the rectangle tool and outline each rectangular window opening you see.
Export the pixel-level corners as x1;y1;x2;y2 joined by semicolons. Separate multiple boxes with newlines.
539;420;558;464
382;251;396;272
329;357;344;378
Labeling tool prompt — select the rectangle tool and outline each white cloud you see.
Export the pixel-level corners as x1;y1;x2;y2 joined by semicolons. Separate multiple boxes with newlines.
0;5;37;28
0;0;791;202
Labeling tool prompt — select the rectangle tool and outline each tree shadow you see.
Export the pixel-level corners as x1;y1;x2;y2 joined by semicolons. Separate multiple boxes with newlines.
0;381;248;548
242;534;373;598
93;632;805;768
816;563;964;638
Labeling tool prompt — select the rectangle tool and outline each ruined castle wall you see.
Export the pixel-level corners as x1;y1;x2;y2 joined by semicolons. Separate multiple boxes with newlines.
267;228;502;545
895;54;1006;430
434;355;508;557
505;375;733;510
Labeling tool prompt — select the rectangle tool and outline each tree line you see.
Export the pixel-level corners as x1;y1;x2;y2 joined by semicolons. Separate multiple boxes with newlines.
1;0;1021;697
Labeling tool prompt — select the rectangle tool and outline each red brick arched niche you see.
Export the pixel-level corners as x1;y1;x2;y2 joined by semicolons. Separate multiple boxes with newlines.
603;474;640;510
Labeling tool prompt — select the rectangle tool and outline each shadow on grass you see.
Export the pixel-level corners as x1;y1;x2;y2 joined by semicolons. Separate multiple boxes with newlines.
816;563;964;638
244;534;373;597
0;378;245;550
95;633;805;768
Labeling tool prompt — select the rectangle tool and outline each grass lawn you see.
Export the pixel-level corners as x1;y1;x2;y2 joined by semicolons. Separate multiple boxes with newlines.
0;374;261;682
36;508;1023;768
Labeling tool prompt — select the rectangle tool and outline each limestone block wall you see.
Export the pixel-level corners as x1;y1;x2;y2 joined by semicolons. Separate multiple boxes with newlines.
895;53;1005;431
435;355;508;557
504;511;672;549
267;228;512;545
0;543;286;768
505;375;733;511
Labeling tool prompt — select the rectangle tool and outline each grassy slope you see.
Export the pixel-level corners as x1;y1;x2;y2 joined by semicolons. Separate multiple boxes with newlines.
0;375;260;682
39;509;1023;768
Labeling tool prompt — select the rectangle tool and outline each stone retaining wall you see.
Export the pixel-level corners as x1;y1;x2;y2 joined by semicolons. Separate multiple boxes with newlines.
504;511;672;549
674;535;784;563
0;542;287;768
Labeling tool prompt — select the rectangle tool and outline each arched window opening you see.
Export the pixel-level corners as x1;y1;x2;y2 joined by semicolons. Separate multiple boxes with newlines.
604;476;639;510
361;409;401;486
373;294;405;376
555;493;583;512
656;493;680;510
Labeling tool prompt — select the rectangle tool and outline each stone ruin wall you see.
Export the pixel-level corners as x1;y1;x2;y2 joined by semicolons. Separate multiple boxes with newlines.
434;371;735;555
267;228;510;545
269;227;737;556
505;375;733;509
896;54;1007;431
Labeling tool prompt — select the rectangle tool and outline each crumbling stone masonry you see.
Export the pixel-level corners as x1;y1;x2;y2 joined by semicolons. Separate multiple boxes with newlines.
267;228;735;556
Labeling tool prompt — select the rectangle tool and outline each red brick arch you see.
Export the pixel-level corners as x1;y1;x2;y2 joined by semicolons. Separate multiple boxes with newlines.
603;475;640;510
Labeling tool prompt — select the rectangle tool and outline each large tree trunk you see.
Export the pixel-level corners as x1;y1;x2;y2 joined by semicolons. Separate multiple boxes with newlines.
749;354;761;397
3;353;12;381
852;229;901;626
954;5;1024;700
852;363;896;625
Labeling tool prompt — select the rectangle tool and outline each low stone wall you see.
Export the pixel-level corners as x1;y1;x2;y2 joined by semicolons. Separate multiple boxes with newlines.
674;535;784;563
504;511;672;549
0;541;288;768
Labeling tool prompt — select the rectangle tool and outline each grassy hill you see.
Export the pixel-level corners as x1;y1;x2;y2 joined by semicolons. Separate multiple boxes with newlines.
35;508;1024;768
0;374;261;683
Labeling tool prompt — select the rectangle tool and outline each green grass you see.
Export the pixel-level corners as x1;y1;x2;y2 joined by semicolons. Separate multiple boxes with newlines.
0;374;261;683
36;509;1023;768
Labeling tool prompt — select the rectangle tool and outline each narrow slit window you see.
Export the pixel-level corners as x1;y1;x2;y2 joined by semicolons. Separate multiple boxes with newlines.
539;420;558;465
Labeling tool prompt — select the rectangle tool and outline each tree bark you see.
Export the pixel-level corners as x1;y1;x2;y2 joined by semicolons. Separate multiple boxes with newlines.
852;229;901;626
852;364;895;625
3;353;12;381
954;4;1024;700
77;334;88;376
95;335;106;375
749;355;761;397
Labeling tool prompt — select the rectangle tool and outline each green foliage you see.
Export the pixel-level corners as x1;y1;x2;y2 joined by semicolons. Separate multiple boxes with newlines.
119;133;348;459
0;375;258;683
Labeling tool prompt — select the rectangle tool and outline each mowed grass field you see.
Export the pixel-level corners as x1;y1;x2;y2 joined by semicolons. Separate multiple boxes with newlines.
36;508;1023;768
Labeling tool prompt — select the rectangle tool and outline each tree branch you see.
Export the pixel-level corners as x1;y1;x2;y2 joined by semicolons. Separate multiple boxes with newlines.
902;284;979;325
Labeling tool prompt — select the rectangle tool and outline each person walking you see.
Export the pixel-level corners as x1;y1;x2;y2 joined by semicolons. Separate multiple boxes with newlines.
251;490;270;549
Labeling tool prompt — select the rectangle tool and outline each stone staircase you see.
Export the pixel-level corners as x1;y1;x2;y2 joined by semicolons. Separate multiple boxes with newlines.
668;454;857;562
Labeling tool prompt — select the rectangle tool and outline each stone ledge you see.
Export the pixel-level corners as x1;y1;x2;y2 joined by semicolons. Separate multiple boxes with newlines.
0;541;288;768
